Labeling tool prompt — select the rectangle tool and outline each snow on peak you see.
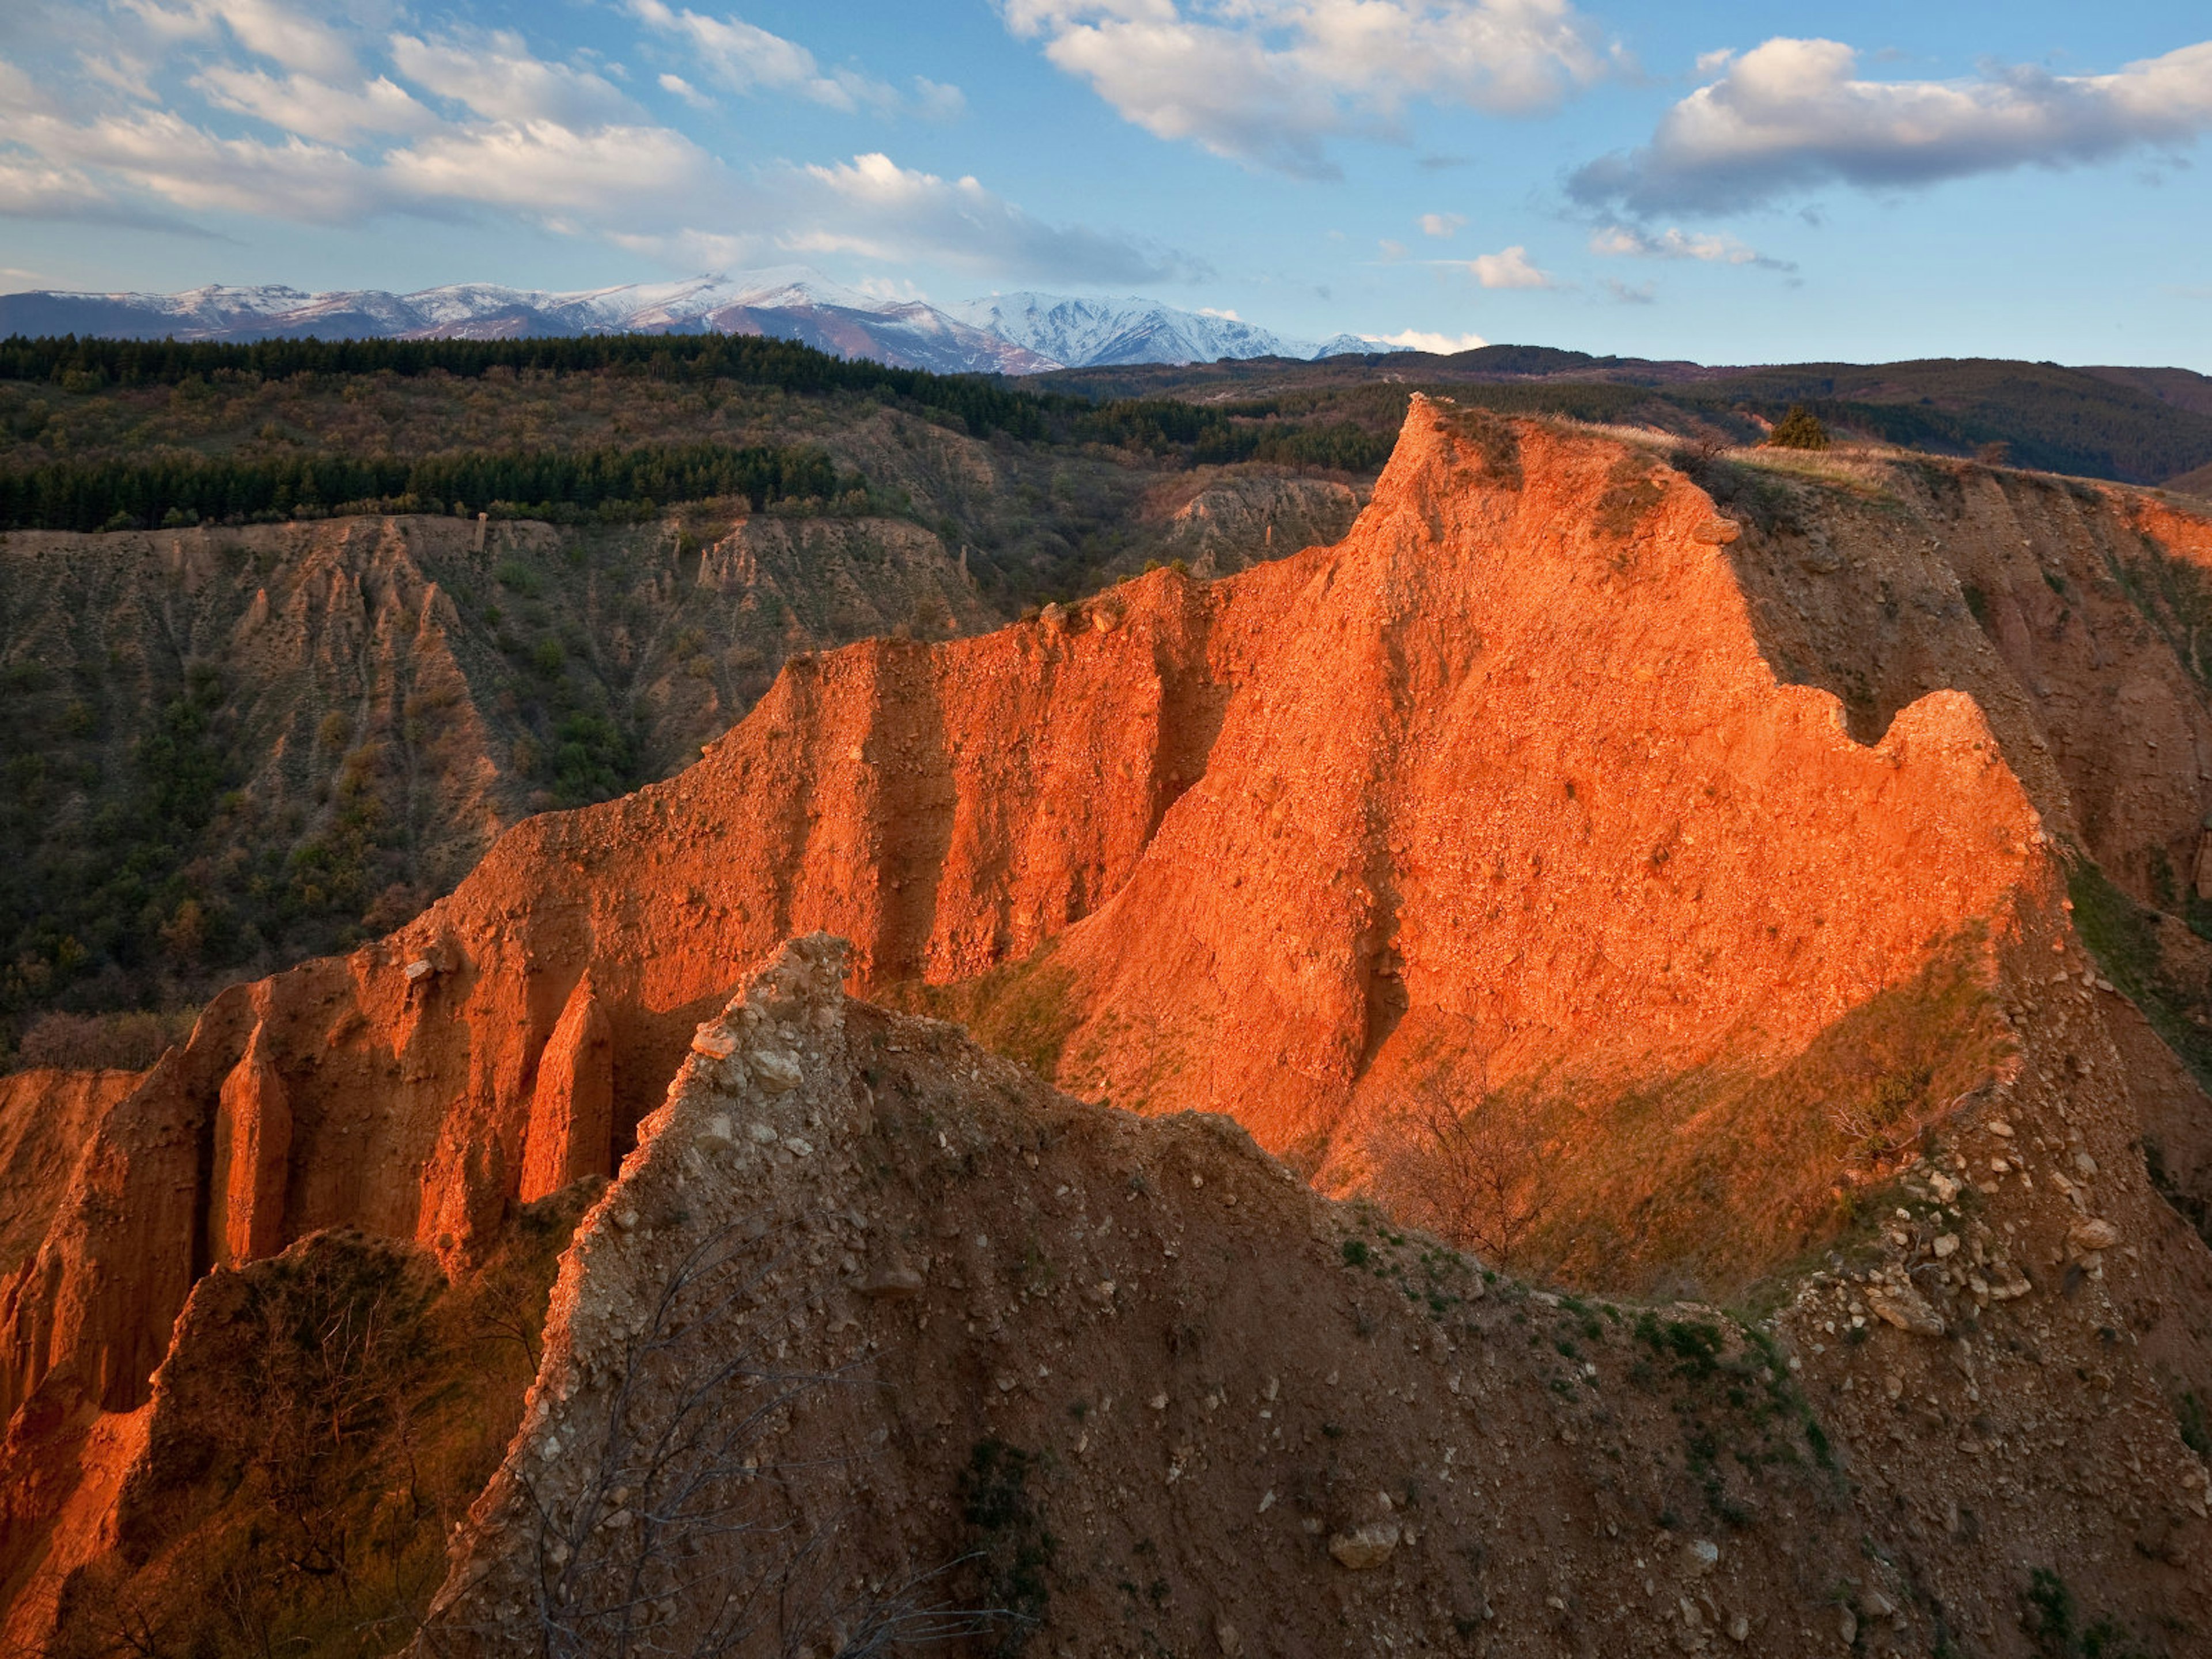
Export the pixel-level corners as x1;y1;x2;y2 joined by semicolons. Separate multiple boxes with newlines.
949;291;1319;368
0;268;1421;374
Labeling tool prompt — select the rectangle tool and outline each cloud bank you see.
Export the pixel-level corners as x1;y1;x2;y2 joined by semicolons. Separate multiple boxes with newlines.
0;0;1180;285
1002;0;1614;177
1573;35;2212;214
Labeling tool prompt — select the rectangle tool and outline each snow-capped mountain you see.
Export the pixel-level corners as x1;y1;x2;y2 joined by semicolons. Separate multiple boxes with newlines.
0;271;1056;376
948;291;1320;368
0;270;1409;375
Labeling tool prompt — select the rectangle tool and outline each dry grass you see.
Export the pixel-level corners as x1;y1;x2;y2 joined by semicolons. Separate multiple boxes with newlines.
1357;927;2009;1298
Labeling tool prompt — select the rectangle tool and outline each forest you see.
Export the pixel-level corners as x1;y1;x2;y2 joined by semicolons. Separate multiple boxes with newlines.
0;441;852;533
0;332;1400;531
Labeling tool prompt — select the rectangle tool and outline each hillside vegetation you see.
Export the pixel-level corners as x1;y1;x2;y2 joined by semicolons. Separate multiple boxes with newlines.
0;337;1374;1058
1036;349;2212;486
6;329;2211;1064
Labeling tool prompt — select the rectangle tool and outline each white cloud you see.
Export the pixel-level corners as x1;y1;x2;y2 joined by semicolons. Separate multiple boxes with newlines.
1419;210;1467;237
627;0;909;114
786;151;1187;282
1198;305;1241;319
1370;327;1487;352
1001;0;1613;177
912;77;967;120
1589;224;1759;263
1602;276;1654;304
385;122;718;219
1572;35;2212;214
123;0;362;79
0;155;111;217
196;66;435;142
390;31;634;127
1463;244;1553;287
1377;237;1408;260
22;106;377;219
210;0;355;76
658;71;711;109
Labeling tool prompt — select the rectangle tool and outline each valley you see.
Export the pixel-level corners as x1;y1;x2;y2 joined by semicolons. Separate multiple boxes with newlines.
0;351;1370;1058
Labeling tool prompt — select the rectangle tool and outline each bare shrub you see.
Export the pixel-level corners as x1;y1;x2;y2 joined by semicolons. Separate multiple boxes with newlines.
237;1236;441;1585
1825;1067;1935;1164
1369;1068;1556;1270
15;1007;196;1072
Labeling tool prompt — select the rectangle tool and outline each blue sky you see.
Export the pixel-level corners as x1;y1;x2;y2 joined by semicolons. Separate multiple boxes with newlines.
1;0;2208;367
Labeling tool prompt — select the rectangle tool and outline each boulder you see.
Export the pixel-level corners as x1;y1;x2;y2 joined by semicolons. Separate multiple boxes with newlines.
2069;1218;2120;1253
858;1264;926;1299
1328;1521;1401;1570
1865;1281;1945;1337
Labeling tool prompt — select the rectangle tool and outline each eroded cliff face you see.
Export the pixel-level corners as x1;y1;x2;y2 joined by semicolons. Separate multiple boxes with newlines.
7;406;2212;1654
1025;413;2048;1198
0;1069;139;1283
12;400;2212;1429
0;506;998;1043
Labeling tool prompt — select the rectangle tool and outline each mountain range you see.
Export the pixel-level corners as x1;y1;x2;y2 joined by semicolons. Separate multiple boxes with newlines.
0;268;1390;375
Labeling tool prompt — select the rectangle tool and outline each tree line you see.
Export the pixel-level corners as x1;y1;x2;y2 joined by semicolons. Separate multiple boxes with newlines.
0;441;850;533
0;331;1410;478
0;330;1060;440
1063;397;1394;471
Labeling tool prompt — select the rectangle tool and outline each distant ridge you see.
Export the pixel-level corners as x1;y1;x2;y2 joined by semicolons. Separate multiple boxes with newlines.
0;270;1417;376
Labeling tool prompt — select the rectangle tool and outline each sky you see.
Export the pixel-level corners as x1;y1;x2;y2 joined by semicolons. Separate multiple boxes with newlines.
1;0;2209;368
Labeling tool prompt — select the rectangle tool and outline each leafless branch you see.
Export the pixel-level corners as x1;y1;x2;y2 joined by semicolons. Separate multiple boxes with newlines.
1370;1070;1555;1269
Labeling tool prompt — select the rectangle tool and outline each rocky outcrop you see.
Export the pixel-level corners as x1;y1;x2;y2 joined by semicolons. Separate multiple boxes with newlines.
209;1021;289;1267
1029;410;2047;1152
518;974;613;1204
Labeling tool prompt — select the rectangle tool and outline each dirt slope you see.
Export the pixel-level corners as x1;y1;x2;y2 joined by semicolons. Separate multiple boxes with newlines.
396;938;2206;1657
2;937;2203;1655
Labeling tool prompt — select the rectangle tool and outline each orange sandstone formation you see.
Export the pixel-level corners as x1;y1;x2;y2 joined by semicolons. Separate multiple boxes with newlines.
5;400;2212;1652
9;400;2208;1423
518;974;613;1203
210;1022;290;1267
